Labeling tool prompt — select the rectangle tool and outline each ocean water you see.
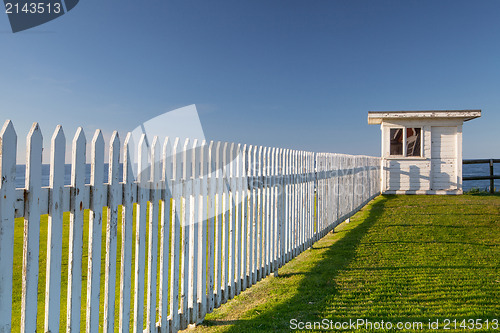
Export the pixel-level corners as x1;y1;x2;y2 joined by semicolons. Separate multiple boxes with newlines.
13;163;497;192
462;163;498;192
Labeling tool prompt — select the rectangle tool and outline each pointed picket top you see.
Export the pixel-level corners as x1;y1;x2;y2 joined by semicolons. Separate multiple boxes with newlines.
247;145;253;177
172;137;181;181
91;129;104;186
151;136;161;184
123;132;135;183
200;140;207;178
25;122;43;187
222;142;229;179
241;144;247;176
182;138;190;179
208;141;215;175
234;143;241;177
0;120;17;184
191;139;198;178
72;127;86;151
138;134;149;185
215;142;221;176
162;137;172;184
71;127;86;183
109;131;120;185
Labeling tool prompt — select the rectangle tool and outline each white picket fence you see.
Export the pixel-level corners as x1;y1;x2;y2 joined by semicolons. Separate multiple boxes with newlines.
0;120;380;333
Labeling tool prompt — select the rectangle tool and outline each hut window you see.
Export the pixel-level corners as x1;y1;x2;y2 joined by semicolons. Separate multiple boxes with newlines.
390;128;403;155
406;127;421;156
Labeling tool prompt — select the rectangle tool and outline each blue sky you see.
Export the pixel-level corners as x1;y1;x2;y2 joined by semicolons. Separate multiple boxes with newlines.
1;0;499;162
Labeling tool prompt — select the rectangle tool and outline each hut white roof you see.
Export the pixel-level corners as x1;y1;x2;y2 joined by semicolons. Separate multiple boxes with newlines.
367;110;481;125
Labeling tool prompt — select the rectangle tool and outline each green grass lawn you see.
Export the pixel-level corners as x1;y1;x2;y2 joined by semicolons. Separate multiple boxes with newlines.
191;194;500;333
10;205;159;332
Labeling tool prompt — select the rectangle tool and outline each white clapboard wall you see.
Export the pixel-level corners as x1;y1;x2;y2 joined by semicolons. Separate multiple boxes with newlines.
0;120;380;333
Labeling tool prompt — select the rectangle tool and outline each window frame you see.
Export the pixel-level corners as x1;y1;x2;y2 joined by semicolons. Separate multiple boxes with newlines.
388;126;423;158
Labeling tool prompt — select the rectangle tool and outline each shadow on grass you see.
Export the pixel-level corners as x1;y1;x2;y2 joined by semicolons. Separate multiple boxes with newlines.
202;196;389;332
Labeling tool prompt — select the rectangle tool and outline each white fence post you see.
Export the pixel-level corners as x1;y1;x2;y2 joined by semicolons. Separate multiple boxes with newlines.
0;120;16;333
45;125;65;333
86;129;104;333
66;127;86;333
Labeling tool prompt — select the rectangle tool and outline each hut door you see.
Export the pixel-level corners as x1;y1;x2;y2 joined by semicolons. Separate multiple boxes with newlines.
431;126;457;190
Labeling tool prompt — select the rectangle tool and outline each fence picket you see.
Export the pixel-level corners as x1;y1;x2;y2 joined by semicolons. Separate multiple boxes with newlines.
198;141;208;321
214;141;223;307
170;137;181;332
133;134;149;333
66;127;86;333
45;126;65;333
188;139;199;323
207;141;216;313
103;131;120;333
180;138;191;329
119;133;135;332
0;121;16;333
86;129;104;333
158;137;172;332
146;136;160;332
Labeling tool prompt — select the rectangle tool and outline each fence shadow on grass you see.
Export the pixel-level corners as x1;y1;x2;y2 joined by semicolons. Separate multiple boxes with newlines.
201;196;389;332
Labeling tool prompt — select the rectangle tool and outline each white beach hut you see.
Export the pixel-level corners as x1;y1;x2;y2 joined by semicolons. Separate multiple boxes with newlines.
368;110;481;194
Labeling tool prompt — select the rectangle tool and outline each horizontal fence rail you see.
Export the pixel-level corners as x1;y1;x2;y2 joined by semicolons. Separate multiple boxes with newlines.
463;159;500;193
0;120;380;333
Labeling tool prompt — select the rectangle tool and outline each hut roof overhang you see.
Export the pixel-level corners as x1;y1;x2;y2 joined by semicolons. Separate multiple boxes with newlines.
367;110;481;125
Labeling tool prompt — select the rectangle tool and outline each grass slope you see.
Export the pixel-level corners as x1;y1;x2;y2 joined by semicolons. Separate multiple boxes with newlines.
192;194;500;333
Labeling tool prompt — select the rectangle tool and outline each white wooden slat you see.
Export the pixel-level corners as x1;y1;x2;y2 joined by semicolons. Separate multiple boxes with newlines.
133;134;149;333
169;137;181;332
263;147;270;276
214;141;223;307
198;141;208;321
234;143;242;296
44;125;65;333
66;127;86;333
0;120;16;333
256;146;263;280
274;148;280;270
221;142;230;303
158;136;172;333
250;146;258;285
146;136;160;333
290;150;295;258
240;144;248;291
207;141;216;313
247;145;255;287
268;147;274;273
119;133;135;333
227;142;236;299
85;129;104;333
284;149;289;263
180;138;191;329
21;123;43;333
279;148;285;268
188;139;199;323
103;131;120;333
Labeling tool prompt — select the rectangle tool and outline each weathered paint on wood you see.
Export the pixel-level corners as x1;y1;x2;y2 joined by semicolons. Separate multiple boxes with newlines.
0;120;16;333
45;126;65;333
66;127;86;333
119;132;135;333
86;129;104;333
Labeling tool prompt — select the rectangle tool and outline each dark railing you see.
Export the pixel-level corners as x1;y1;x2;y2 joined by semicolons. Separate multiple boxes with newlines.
463;159;500;194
